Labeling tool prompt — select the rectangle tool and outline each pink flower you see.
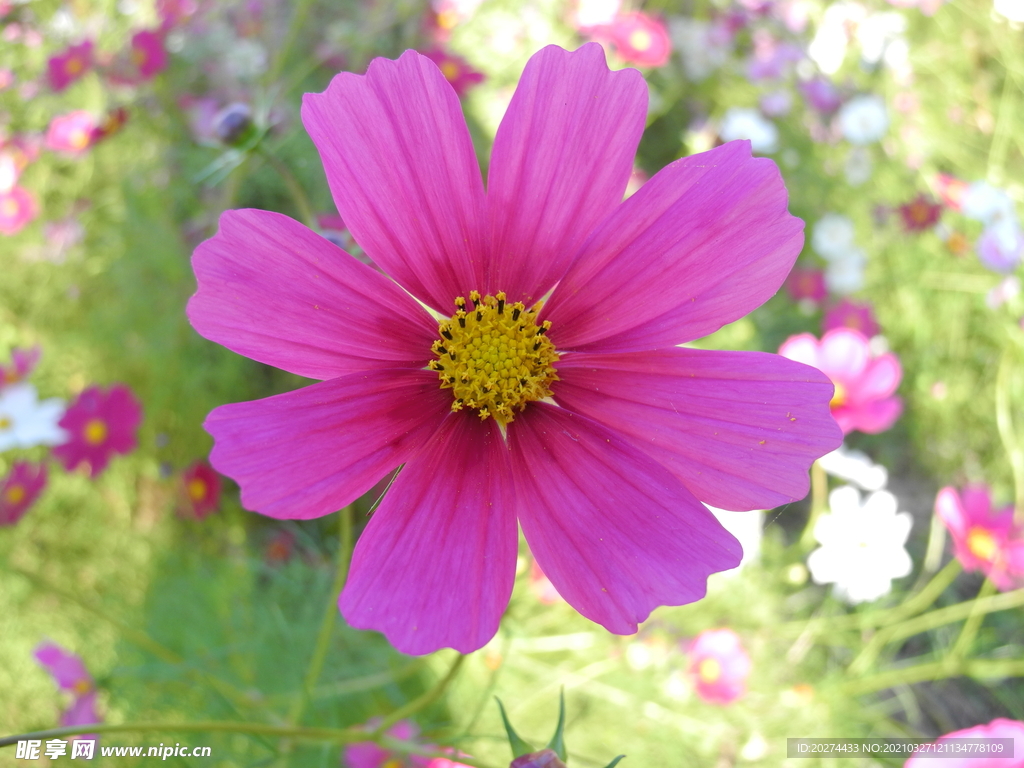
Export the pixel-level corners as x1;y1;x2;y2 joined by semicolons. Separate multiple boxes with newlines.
182;460;222;519
188;44;841;655
53;385;143;477
157;0;198;30
686;628;752;705
0;345;41;386
904;719;1024;767
822;299;879;337
935;173;968;211
935;486;1024;592
35;642;94;695
422;49;484;96
899;194;942;232
747;32;802;81
0;186;38;235
0;461;47;525
603;12;672;67
530;559;563;604
784;267;827;302
130;29;168;80
780;328;902;435
48;41;93;91
800;77;842;113
344;720;471;768
45;111;98;156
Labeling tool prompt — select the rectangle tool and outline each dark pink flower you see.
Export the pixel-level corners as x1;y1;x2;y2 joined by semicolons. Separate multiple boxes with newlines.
0;461;47;525
935;486;1024;592
53;385;143;477
603;12;672;67
130;29;168;79
784;267;827;302
686;628;752;705
47;41;93;91
90;107;130;144
822;299;879;337
779;328;902;435
188;45;840;655
45;111;98;156
35;642;94;695
898;194;942;232
0;346;41;386
182;459;222;519
422;49;484;96
344;720;471;768
0;186;38;235
904;719;1024;767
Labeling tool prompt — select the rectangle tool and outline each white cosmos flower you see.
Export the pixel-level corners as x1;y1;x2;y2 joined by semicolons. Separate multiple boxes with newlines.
961;182;1017;226
807;486;913;603
0;383;67;451
706;505;764;573
669;17;730;81
824;249;867;294
812;213;857;260
818;444;888;491
838;95;888;145
720;107;778;153
994;0;1024;22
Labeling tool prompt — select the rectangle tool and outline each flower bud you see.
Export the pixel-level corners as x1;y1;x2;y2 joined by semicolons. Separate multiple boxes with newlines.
213;102;254;146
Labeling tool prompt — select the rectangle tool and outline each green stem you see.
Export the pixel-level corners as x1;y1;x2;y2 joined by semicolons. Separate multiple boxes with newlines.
373;654;465;737
266;0;316;86
951;579;998;659
799;460;828;549
288;506;354;725
843;658;1024;696
986;67;1016;185
995;346;1024;525
256;145;317;229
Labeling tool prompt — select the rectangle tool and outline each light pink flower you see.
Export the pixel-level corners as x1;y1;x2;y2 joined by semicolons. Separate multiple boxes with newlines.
48;40;93;91
530;559;563;604
904;719;1024;767
131;29;168;79
188;44;840;655
822;299;879;337
686;628;752;705
53;384;143;477
35;642;94;695
0;185;38;235
0;461;47;526
780;328;902;435
182;459;222;519
422;49;484;96
935;486;1024;592
784;267;826;302
157;0;198;30
45;111;98;156
602;12;672;67
0;346;41;387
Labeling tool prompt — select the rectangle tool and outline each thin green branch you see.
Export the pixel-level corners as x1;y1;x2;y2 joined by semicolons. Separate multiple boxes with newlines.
373;654;466;737
799;460;828;549
256;145;317;229
951;579;997;659
843;658;1024;696
995;347;1024;524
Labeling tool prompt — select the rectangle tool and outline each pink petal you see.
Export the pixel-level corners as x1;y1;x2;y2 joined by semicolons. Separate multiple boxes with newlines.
188;209;438;380
554;349;842;511
486;43;647;305
543;141;803;352
818;328;870;381
509;403;742;635
935;487;969;540
301;51;486;312
340;414;517;655
206;369;450;520
845;396;902;434
777;333;820;367
849;353;901;403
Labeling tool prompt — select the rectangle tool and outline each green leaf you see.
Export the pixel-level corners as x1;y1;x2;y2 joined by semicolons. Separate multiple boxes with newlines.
495;697;533;758
602;756;626;768
545;688;567;761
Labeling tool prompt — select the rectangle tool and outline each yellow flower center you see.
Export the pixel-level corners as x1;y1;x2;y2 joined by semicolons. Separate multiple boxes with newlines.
66;57;84;76
1;198;19;218
4;484;25;505
829;380;847;409
966;527;997;562
132;47;147;67
187;478;207;501
629;29;653;51
698;657;721;683
381;760;403;768
0;415;11;431
73;678;93;695
69;129;91;150
440;61;460;81
84;418;108;445
430;291;559;427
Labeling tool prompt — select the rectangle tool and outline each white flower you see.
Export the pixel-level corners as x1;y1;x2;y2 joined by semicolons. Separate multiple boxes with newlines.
574;0;621;28
669;17;730;81
986;275;1021;310
844;146;873;186
824;249;867;294
994;0;1024;22
812;213;857;260
706;506;763;572
838;95;888;145
856;12;906;66
223;39;268;80
720;108;778;153
961;181;1017;226
808;2;862;75
818;444;888;491
0;383;67;451
807;486;912;603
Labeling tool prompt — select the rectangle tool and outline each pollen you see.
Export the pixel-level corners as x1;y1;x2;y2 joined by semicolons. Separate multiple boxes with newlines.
84;418;108;445
429;291;559;426
698;657;722;683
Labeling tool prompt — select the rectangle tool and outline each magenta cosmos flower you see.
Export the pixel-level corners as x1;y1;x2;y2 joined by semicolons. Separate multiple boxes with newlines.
0;186;38;235
130;29;168;80
35;642;94;695
822;298;880;338
780;328;901;435
904;719;1024;768
345;720;470;768
53;385;142;477
686;628;752;705
0;345;41;386
0;461;47;526
188;44;841;655
182;459;222;519
45;111;98;156
47;40;93;91
935;485;1024;591
784;266;827;302
421;49;484;96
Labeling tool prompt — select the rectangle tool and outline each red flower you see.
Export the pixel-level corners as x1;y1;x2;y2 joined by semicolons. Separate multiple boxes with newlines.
182;460;221;518
53;385;142;477
898;194;941;232
0;461;47;525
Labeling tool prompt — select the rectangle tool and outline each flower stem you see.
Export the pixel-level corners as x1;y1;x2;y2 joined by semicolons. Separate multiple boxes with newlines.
799;460;828;549
256;145;317;230
372;654;466;737
995;346;1024;524
950;578;997;659
842;658;1024;696
288;505;354;726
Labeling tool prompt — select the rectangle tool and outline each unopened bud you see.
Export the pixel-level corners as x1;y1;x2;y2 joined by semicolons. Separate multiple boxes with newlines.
213;102;254;146
511;749;567;768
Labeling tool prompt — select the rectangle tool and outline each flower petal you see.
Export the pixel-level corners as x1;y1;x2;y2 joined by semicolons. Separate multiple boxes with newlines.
543;141;803;352
509;403;741;635
486;43;647;305
840;396;902;434
206;369;450;520
301;51;486;312
340;414;517;655
818;328;870;380
849;354;901;402
554;348;842;510
188;209;439;380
